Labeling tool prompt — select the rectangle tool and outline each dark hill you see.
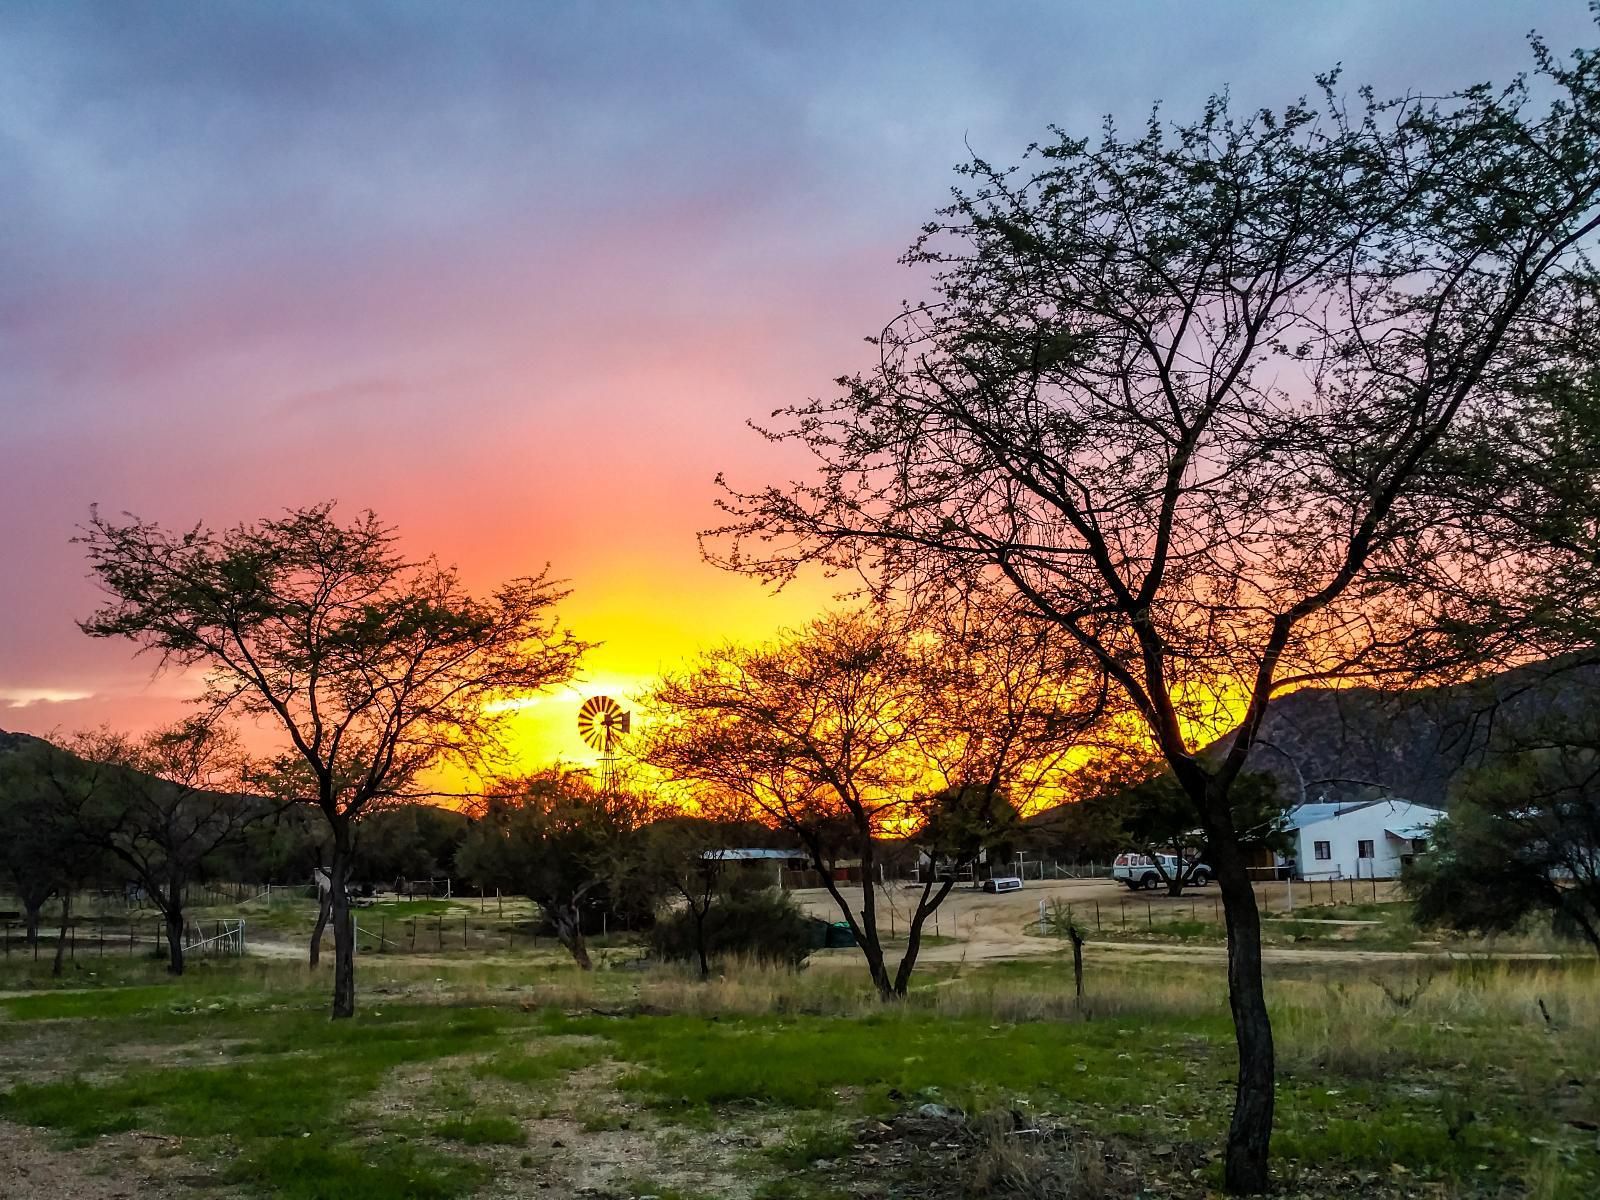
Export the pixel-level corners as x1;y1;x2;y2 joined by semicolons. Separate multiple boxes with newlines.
1029;656;1599;828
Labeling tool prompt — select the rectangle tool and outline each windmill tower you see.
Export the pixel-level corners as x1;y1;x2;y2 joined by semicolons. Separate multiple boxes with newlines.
576;695;630;791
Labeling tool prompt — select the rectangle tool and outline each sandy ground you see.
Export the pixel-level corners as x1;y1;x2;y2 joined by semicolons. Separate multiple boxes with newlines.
785;877;1559;967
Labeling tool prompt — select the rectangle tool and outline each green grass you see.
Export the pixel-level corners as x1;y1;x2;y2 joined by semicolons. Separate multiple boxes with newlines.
224;1135;487;1200
432;1114;528;1146
0;953;1595;1197
547;1009;1218;1116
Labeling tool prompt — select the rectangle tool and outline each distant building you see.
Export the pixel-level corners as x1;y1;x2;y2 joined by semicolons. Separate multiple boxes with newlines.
1279;798;1443;880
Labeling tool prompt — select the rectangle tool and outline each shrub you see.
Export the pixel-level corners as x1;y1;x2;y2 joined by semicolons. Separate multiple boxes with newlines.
647;888;813;969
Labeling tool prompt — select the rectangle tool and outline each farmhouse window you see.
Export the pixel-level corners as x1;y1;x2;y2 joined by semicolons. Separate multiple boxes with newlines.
1357;840;1375;859
1314;841;1331;860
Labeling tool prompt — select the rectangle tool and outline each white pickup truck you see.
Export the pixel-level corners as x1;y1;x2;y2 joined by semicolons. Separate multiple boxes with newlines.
1112;852;1211;891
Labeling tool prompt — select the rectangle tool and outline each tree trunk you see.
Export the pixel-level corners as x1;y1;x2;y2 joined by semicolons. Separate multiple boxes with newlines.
310;882;331;967
51;889;71;977
892;876;955;996
329;825;356;1018
692;905;711;980
1213;842;1274;1194
553;906;593;970
161;877;186;975
855;840;894;1000
164;910;186;976
23;900;42;946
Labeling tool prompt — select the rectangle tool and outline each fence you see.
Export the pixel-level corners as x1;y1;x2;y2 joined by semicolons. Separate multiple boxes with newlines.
780;861;1115;889
350;913;558;955
1036;874;1398;938
0;918;245;961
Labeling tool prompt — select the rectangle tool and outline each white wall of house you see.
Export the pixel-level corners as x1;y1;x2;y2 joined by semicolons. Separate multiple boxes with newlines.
1291;799;1442;880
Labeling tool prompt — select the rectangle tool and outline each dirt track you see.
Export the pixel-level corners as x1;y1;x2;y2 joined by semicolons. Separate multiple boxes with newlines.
786;877;1560;967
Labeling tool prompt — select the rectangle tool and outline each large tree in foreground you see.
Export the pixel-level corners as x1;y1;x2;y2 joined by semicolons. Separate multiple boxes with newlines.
709;37;1600;1190
78;504;588;1017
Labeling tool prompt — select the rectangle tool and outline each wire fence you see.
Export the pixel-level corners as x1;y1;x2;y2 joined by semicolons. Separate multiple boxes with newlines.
0;919;247;961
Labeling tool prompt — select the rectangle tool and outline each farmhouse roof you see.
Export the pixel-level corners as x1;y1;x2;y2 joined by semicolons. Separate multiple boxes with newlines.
1284;797;1441;831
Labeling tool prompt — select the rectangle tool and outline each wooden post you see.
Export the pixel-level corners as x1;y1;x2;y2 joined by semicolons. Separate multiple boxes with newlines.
380;918;387;954
1094;901;1100;931
437;914;443;952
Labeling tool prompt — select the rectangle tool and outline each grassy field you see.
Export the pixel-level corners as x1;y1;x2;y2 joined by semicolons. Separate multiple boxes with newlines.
0;936;1596;1199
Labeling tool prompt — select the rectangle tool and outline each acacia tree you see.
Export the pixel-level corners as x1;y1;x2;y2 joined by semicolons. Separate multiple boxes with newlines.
638;796;753;981
77;504;588;1017
642;605;1103;998
0;737;107;959
708;39;1600;1190
456;768;656;969
1406;723;1600;955
79;721;257;975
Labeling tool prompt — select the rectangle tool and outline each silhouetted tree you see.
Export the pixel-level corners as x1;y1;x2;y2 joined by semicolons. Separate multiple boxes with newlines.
0;736;113;974
643;605;1104;997
77;720;257;975
708;35;1600;1189
77;503;588;1016
1407;726;1600;956
456;769;656;969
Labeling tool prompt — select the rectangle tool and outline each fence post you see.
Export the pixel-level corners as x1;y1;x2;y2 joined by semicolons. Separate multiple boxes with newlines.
437;915;444;952
1146;902;1152;930
1094;901;1100;932
1349;878;1355;904
380;918;387;955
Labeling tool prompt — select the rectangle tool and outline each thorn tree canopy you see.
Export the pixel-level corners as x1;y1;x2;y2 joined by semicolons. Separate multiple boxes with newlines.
77;502;590;1017
707;33;1600;1192
641;604;1107;998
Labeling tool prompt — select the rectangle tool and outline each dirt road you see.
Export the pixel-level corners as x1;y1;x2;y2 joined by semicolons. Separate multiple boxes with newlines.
786;877;1558;967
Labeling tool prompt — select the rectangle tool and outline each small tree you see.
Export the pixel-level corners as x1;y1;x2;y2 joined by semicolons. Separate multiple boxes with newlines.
1406;735;1600;955
77;504;588;1016
456;769;655;969
0;737;112;974
77;720;257;974
643;606;1103;997
638;796;759;980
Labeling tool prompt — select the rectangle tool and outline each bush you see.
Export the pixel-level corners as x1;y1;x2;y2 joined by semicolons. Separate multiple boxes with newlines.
648;888;813;968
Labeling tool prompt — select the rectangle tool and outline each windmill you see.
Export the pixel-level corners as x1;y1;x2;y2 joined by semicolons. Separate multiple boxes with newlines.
577;695;630;790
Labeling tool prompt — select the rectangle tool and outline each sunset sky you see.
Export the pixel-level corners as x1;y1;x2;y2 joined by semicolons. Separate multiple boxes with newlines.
0;1;1587;770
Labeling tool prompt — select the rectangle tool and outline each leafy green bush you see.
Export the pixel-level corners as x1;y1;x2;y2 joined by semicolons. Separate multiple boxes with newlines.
647;888;813;968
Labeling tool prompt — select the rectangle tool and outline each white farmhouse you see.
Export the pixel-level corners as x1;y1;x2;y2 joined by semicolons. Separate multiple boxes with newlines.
1283;798;1443;880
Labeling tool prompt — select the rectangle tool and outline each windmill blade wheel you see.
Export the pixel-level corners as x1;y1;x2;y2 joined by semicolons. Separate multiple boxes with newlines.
577;695;629;754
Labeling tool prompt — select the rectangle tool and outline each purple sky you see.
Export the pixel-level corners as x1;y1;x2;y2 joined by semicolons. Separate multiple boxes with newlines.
1;1;1590;760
